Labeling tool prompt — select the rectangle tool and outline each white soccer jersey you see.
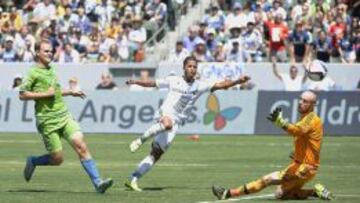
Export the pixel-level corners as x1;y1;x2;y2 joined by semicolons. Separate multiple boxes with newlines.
156;75;215;122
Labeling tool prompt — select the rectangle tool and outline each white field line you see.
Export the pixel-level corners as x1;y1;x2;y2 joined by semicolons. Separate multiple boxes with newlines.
197;193;360;203
197;194;275;203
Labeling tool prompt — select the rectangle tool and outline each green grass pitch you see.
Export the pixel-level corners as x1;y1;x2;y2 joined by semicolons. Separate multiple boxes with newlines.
0;133;359;203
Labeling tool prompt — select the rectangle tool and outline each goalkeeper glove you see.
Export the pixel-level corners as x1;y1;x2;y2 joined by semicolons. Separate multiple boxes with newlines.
267;107;288;128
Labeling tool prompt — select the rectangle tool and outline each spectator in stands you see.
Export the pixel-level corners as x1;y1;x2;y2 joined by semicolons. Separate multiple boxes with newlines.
213;42;226;62
312;9;329;36
298;2;312;25
105;16;122;39
144;0;167;37
98;32;115;62
291;0;305;22
197;21;208;40
271;0;286;20
58;43;81;63
242;22;263;62
59;5;79;32
14;26;35;57
225;3;247;32
12;75;22;91
310;0;330;17
313;30;332;62
20;39;35;62
107;44;121;63
205;28;218;54
265;14;289;62
128;15;147;59
288;20;312;63
129;70;154;91
76;6;92;35
357;80;360;91
338;36;356;63
8;6;23;31
68;77;81;92
0;36;19;62
145;0;167;26
354;28;360;62
183;26;202;53
168;40;190;63
224;27;242;53
192;40;213;62
202;5;225;32
272;57;307;91
328;15;346;59
86;40;101;63
32;0;56;23
95;0;115;29
115;30;130;62
96;72;118;90
70;27;89;61
226;41;244;63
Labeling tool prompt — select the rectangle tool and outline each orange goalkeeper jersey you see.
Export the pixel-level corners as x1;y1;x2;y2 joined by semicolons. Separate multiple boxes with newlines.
286;112;323;167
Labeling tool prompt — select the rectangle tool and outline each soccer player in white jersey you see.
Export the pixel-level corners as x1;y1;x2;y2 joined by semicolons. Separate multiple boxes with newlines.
124;56;250;191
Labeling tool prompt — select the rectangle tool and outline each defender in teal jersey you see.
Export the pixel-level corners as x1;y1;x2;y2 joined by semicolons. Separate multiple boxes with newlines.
19;39;113;193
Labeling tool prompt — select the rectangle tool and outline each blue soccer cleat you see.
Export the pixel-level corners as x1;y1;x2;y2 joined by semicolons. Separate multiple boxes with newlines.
24;156;36;182
95;178;113;194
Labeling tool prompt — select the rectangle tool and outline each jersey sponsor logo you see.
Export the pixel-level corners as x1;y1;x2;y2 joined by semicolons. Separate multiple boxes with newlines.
203;94;242;130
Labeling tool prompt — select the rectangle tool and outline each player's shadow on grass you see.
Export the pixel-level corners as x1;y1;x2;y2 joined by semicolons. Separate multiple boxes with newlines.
125;186;192;191
7;189;92;194
144;186;196;191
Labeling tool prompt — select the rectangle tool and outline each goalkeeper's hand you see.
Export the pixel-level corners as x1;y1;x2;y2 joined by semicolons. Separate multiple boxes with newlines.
267;107;288;128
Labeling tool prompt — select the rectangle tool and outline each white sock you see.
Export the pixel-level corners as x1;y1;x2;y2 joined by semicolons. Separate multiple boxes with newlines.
140;123;165;143
132;155;155;178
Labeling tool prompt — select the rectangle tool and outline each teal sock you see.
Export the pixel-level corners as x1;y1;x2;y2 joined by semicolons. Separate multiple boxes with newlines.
31;154;51;166
81;159;102;186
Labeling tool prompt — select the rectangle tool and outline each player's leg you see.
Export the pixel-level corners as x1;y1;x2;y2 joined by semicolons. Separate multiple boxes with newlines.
275;163;333;200
126;122;178;191
24;129;63;182
64;118;113;193
275;184;334;200
129;116;173;152
212;171;281;200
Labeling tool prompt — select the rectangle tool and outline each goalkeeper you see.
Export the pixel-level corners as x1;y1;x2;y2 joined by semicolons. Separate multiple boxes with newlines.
212;91;334;200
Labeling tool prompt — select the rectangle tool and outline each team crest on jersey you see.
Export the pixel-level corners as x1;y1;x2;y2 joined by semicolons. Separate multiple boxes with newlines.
203;94;242;130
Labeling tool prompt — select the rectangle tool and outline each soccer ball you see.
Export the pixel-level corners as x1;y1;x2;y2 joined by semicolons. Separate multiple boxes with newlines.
306;59;328;81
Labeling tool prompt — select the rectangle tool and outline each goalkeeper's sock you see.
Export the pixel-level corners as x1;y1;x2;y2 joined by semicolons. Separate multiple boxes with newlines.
231;179;267;197
140;123;166;143
132;155;155;179
81;159;102;187
31;154;51;166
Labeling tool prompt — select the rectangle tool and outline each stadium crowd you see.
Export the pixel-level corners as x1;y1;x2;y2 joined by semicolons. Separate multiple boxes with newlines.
0;0;192;63
168;0;359;64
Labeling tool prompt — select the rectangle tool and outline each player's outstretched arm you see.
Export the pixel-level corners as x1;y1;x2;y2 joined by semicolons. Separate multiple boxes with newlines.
210;75;251;92
19;87;55;100
62;89;86;99
125;79;156;87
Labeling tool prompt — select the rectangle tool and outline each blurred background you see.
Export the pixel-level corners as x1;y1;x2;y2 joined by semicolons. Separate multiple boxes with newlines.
0;0;359;135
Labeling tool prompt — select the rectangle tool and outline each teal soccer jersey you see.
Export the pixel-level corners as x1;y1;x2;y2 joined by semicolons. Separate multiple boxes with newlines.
20;64;80;152
20;64;68;123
